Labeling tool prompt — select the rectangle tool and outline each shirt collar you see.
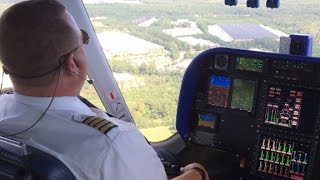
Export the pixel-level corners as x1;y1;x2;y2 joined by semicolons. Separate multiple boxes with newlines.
13;92;94;114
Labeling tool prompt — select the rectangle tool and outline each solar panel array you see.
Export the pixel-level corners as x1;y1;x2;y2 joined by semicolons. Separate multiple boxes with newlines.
219;24;280;40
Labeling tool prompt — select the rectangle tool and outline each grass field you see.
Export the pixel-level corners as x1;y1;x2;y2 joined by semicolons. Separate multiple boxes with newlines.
139;125;175;142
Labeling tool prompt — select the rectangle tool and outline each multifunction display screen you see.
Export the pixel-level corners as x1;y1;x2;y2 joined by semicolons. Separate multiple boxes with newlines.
265;87;303;128
231;79;256;112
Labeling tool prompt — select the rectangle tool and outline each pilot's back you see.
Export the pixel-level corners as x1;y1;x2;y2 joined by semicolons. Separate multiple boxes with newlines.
0;92;167;180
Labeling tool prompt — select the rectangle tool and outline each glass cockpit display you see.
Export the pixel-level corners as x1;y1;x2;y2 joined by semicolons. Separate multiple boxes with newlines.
208;76;256;112
208;76;231;107
265;87;303;128
231;79;256;112
198;113;217;129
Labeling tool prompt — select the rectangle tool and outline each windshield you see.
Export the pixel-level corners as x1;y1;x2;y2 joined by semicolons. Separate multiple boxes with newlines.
83;0;320;141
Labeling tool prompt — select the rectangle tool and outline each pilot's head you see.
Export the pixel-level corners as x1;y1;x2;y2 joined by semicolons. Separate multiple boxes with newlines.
0;0;89;96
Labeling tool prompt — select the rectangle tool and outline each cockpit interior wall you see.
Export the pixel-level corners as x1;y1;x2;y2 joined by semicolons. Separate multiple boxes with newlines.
176;47;320;179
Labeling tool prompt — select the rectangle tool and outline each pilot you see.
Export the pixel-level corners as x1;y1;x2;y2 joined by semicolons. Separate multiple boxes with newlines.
0;0;209;180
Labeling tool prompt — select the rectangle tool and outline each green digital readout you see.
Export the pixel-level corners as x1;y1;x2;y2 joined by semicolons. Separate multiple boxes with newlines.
236;57;264;72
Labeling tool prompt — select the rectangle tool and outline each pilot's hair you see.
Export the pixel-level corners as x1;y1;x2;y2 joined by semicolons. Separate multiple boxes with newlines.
0;0;79;87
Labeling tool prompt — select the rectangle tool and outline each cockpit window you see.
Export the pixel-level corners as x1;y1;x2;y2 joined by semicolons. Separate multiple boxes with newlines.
83;0;320;142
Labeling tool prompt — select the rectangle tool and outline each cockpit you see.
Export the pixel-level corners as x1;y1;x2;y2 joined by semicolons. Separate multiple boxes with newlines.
0;0;320;179
176;47;320;179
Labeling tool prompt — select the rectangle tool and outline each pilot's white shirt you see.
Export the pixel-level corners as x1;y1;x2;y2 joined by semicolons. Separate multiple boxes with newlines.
0;92;167;180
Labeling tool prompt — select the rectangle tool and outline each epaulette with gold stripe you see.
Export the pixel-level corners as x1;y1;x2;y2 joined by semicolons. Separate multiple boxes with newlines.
0;88;13;95
82;116;118;134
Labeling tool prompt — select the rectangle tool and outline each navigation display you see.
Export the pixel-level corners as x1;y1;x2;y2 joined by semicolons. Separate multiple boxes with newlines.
208;76;231;107
231;79;256;112
236;57;264;72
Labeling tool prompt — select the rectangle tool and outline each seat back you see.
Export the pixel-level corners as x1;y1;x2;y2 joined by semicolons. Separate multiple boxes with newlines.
0;136;76;180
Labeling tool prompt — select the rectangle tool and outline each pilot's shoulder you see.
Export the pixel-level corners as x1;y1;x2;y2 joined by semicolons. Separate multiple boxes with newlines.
82;116;118;136
88;108;139;133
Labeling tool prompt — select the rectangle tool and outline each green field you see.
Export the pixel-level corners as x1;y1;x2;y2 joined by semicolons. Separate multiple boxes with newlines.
140;126;174;142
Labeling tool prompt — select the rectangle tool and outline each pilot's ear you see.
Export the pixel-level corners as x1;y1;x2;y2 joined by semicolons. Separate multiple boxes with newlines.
62;53;77;70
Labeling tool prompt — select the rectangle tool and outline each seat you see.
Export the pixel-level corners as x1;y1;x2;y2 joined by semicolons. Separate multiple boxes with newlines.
0;136;76;180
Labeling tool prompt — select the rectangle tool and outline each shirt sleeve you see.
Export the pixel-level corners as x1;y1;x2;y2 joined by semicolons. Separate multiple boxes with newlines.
101;129;168;180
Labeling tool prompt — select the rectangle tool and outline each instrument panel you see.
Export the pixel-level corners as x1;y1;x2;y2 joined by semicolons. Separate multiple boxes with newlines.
176;48;320;179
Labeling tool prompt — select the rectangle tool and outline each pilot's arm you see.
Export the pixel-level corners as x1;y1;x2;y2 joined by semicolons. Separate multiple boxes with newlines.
101;121;168;180
89;108;210;180
102;128;209;180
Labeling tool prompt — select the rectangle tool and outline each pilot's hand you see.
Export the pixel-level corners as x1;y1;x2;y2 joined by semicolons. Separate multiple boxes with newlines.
180;163;210;180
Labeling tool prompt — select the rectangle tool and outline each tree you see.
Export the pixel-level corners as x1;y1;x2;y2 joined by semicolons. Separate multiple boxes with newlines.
168;42;180;60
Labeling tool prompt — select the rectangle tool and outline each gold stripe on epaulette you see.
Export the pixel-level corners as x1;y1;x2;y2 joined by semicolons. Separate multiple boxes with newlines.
89;118;104;126
83;116;99;125
99;123;117;134
82;116;118;134
94;120;110;129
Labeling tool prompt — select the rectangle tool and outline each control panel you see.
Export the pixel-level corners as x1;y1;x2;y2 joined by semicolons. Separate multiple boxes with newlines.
176;48;320;179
